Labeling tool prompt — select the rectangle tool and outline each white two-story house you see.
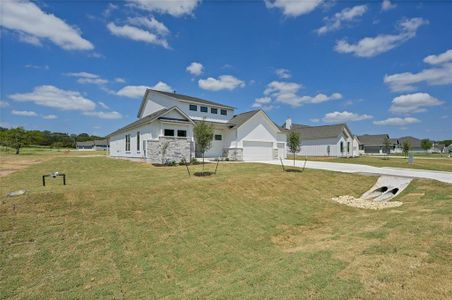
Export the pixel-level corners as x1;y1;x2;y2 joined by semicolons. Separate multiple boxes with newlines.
108;89;287;163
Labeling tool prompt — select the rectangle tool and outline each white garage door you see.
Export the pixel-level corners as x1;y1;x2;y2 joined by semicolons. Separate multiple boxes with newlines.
243;141;273;161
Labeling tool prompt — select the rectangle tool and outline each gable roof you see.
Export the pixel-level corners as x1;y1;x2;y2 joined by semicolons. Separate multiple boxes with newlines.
137;89;235;117
289;123;352;140
227;110;286;132
107;107;193;137
397;136;422;147
358;134;389;146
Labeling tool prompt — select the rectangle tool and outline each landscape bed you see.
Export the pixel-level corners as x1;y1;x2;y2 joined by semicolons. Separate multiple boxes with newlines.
0;155;451;298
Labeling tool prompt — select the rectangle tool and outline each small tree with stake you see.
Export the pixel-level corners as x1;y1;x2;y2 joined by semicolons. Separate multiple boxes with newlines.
383;136;391;158
421;139;432;152
287;131;301;167
193;120;214;175
402;141;411;157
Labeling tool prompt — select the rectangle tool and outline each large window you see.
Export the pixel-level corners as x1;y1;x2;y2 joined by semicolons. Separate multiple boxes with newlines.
220;109;227;116
340;141;344;153
177;130;187;137
200;106;208;113
347;142;350;153
189;104;197;111
137;131;140;151
214;134;222;141
211;108;218;114
164;129;175;137
125;134;131;151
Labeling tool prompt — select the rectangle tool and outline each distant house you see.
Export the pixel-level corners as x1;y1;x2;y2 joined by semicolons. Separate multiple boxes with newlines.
431;142;446;153
76;139;108;151
358;134;390;154
283;120;357;157
397;136;423;152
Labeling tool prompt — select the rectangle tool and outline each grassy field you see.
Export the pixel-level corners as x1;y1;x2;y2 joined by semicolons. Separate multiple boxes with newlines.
296;155;452;172
1;156;451;298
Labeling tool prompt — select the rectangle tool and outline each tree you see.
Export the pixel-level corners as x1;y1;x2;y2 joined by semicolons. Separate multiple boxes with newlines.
6;127;29;154
421;139;432;152
287;131;301;166
402;141;411;157
383;136;391;156
193;120;214;173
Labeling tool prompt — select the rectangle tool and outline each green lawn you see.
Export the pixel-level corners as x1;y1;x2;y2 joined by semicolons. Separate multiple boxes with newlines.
296;155;452;172
1;156;451;298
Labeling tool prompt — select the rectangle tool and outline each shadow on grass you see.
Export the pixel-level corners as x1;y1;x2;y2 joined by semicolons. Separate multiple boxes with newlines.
285;169;303;173
193;171;215;177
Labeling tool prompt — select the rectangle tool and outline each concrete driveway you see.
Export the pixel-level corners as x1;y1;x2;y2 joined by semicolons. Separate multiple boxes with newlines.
251;159;452;184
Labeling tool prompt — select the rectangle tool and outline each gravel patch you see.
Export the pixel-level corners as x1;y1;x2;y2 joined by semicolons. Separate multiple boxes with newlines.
332;195;403;210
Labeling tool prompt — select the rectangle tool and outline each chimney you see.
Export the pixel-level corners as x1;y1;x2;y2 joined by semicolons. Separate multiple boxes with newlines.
285;117;292;130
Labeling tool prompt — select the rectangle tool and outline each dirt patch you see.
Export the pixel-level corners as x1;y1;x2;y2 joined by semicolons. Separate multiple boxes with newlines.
0;156;50;177
332;195;403;210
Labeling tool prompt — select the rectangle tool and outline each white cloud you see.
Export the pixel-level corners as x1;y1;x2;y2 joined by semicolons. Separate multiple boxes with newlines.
127;16;170;36
317;5;367;35
186;62;204;76
382;0;396;11
374;117;420;126
275;68;291;79
384;63;452;92
322;111;373;123
42;114;58;120
116;81;173;98
25;64;49;70
107;22;169;49
115;77;126;83
251;96;275;110
83;111;122;119
389;93;443;114
335;18;428;57
1;0;93;50
12;110;38;117
265;0;324;17
0;101;9;108
9;85;96;111
198;75;245;91
263;81;341;107
65;72;108;85
98;102;110;109
127;0;200;17
423;49;452;65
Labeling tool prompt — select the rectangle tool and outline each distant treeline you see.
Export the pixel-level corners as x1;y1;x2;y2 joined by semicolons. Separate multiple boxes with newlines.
0;127;104;153
438;140;452;147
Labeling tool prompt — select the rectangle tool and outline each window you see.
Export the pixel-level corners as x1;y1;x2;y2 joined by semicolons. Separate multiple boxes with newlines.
214;134;222;141
137;132;140;151
340;141;344;153
211;108;218;114
164;129;175;137
221;109;227;116
125;134;130;151
200;106;208;113
189;104;197;111
177;130;187;137
347;142;350;153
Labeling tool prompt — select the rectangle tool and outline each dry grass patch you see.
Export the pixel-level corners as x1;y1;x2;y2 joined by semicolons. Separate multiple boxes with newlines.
0;156;451;299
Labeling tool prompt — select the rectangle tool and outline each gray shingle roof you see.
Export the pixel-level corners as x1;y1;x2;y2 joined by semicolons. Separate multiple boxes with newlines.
397;136;422;148
152;90;235;109
227;110;260;128
289;123;351;140
358;134;390;146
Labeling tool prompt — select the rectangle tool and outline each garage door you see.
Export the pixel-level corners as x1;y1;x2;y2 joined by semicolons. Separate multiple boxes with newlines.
243;141;273;161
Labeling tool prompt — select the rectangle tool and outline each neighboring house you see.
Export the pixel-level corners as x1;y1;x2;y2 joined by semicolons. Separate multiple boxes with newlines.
108;89;287;163
358;134;390;154
352;135;361;157
397;136;423;152
283;119;357;157
431;142;446;153
76;139;108;151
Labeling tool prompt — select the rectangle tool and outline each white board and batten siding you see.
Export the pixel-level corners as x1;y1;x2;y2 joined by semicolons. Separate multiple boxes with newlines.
236;111;286;161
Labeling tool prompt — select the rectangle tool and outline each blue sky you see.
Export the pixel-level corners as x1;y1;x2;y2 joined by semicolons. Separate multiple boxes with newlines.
1;0;451;139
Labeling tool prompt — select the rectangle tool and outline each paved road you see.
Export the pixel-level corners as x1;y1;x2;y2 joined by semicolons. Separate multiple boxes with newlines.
251;159;452;184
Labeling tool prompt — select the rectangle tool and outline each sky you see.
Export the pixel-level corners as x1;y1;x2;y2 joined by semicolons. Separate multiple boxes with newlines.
1;0;451;140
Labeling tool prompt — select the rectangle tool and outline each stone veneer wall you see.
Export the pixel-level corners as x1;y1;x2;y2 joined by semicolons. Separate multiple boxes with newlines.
146;137;193;163
223;148;243;161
